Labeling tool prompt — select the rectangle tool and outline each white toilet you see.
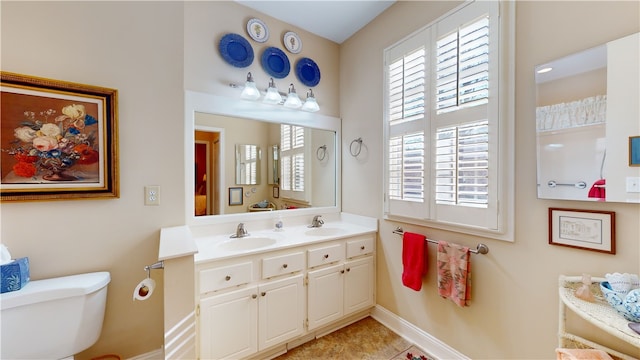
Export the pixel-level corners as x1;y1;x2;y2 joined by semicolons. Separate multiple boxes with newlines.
0;271;111;359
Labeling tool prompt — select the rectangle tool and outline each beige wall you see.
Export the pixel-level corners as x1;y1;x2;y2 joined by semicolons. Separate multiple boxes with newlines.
0;2;185;358
1;1;340;358
341;1;639;358
2;1;639;359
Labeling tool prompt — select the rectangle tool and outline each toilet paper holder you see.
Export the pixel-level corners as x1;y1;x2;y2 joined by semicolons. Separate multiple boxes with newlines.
144;260;164;279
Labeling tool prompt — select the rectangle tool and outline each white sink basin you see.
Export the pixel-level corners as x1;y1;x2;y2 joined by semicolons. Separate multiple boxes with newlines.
304;227;347;236
218;236;277;251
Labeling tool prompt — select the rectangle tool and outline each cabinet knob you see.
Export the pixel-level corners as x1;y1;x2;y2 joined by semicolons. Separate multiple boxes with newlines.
340;270;345;274
251;294;257;299
347;268;351;272
282;263;288;269
261;292;266;297
360;246;365;250
225;275;231;281
324;254;329;259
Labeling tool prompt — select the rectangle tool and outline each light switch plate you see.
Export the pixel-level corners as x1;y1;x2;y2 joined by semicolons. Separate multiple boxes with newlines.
145;185;160;205
626;177;640;193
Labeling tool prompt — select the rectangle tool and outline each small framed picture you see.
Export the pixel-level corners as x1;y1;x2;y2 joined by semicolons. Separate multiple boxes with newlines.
629;136;640;166
272;186;279;198
229;187;243;206
549;208;615;254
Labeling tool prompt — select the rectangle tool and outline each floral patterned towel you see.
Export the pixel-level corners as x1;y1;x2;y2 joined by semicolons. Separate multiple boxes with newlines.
437;241;471;306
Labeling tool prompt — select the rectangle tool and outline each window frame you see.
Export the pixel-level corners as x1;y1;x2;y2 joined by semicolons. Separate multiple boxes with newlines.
383;0;515;241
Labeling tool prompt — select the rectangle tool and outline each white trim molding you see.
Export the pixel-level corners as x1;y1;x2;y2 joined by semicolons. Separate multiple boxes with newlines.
371;305;470;360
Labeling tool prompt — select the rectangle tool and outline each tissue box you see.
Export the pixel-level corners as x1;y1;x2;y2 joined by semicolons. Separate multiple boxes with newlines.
1;257;30;293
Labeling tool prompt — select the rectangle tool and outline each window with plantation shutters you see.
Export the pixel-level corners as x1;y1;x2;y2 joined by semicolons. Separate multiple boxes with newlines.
389;132;425;201
436;16;489;113
435;121;489;206
384;0;514;239
280;124;308;202
389;48;426;126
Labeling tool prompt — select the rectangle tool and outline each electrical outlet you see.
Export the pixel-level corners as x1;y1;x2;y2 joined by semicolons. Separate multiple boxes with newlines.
145;185;160;205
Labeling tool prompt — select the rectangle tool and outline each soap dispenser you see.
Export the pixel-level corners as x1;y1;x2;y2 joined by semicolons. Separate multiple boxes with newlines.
274;212;284;231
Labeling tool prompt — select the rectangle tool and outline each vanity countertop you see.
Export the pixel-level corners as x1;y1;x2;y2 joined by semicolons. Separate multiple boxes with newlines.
194;220;377;264
159;212;378;263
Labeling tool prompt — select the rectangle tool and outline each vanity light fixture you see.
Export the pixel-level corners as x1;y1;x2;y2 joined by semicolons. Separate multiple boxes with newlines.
263;78;283;105
240;72;261;100
231;75;320;112
301;89;320;112
537;67;553;74
283;84;302;109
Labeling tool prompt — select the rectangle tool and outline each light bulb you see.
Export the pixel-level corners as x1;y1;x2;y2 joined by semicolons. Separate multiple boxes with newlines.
263;78;282;104
283;84;302;109
240;72;260;100
301;89;320;112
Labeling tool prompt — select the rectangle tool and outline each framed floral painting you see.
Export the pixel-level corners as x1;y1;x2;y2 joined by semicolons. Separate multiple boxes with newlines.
1;72;119;201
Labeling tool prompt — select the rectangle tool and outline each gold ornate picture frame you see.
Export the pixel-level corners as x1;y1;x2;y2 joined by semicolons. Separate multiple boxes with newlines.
1;72;119;201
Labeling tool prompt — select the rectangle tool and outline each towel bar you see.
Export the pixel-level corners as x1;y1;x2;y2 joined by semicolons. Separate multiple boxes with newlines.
392;227;489;255
547;180;587;189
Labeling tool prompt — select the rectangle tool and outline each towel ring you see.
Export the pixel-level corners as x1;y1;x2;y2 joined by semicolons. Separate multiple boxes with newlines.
316;145;327;160
350;138;363;157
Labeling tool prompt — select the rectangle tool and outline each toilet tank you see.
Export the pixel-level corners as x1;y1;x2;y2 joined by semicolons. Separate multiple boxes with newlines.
0;271;110;359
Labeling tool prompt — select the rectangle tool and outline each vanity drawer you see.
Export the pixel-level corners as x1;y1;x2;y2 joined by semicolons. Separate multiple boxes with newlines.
199;261;252;294
308;243;344;268
262;251;305;279
346;235;375;258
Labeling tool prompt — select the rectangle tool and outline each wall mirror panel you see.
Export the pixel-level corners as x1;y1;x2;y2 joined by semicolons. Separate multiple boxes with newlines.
535;32;640;203
187;91;341;223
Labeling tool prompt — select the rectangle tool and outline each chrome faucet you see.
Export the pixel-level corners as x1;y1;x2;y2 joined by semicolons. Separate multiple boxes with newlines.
230;223;250;238
309;215;324;228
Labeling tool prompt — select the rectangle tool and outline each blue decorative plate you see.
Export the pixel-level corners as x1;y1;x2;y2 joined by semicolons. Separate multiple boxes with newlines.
219;33;254;68
261;47;290;79
295;58;321;87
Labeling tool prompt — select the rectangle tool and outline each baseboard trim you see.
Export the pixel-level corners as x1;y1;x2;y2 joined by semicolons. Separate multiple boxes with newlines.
371;305;470;360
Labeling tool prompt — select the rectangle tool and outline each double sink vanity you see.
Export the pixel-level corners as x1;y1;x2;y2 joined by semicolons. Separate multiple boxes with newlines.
159;212;378;359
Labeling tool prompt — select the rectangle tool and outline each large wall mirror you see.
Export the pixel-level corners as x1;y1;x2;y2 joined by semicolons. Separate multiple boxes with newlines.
186;91;341;224
535;32;640;203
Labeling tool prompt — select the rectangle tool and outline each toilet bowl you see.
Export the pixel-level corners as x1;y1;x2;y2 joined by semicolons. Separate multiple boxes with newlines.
0;271;110;359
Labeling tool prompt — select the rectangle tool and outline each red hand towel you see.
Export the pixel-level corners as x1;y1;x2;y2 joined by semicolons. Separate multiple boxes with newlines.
402;232;426;291
588;179;606;199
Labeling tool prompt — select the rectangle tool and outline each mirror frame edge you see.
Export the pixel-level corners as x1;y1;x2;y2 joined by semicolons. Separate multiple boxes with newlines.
185;90;342;226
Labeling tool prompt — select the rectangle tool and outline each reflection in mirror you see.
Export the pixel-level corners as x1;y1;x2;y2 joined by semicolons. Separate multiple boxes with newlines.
195;112;337;216
268;144;279;185
235;144;261;185
535;32;640;203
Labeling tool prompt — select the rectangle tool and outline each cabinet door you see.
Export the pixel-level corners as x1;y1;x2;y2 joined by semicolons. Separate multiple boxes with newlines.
258;274;305;350
307;263;344;330
344;256;374;315
199;287;258;359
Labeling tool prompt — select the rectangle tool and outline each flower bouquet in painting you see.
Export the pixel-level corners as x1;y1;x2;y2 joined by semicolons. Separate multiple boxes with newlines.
4;104;99;182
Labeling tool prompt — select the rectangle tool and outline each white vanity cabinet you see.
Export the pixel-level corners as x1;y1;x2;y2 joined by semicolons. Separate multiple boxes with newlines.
196;231;376;359
199;286;257;359
197;252;305;360
307;235;375;331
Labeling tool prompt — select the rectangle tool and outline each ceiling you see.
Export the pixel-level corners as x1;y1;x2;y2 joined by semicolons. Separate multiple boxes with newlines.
235;1;396;44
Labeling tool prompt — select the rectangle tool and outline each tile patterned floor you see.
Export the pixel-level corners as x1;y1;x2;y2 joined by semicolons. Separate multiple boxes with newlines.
274;317;433;360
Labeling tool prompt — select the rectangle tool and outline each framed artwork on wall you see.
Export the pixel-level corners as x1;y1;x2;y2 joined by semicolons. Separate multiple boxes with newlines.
630;136;640;166
548;208;615;254
1;72;119;201
229;187;243;206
